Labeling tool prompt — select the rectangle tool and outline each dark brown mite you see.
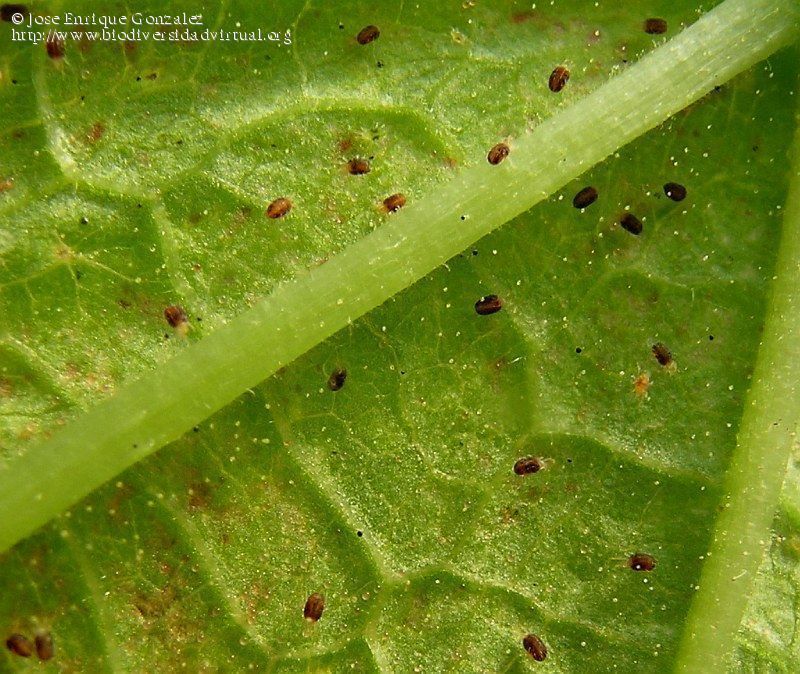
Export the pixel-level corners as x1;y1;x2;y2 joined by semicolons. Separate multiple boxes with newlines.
6;634;33;658
572;186;598;209
652;342;672;366
487;142;510;165
620;213;643;235
164;305;188;327
303;593;325;622
383;193;406;213
34;631;54;661
548;65;570;92
644;18;668;34
663;182;687;201
347;158;370;175
266;197;292;219
46;35;66;59
523;634;548;661
328;368;347;391
1;4;28;21
475;294;502;315
628;552;656;571
513;457;542;475
356;24;380;45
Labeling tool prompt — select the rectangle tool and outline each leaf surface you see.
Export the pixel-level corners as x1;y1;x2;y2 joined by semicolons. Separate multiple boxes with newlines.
1;1;798;671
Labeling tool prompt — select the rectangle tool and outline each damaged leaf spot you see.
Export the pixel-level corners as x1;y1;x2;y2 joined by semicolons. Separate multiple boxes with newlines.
475;294;503;315
328;368;347;391
628;552;656;571
303;593;325;622
266;198;293;219
487;142;510;165
356;25;380;45
548;66;570;92
523;633;548;661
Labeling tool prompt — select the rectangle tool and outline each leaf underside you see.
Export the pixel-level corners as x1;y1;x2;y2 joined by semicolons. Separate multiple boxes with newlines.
0;1;798;671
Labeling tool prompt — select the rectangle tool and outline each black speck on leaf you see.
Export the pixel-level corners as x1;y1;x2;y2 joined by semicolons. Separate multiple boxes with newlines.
328;368;347;391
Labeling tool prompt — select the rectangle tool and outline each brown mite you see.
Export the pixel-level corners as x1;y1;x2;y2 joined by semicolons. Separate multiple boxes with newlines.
382;193;406;213
266;197;292;219
620;213;643;235
513;457;542;475
644;18;668;34
628;552;656;571
652;342;673;367
347;158;370;175
328;368;347;391
633;372;651;398
356;25;380;45
304;593;325;622
1;4;28;22
6;634;33;658
164;305;188;328
572;186;598;209
523;633;548;661
548;65;570;92
663;182;687;201
475;294;502;315
46;34;66;59
487;142;510;165
34;631;54;661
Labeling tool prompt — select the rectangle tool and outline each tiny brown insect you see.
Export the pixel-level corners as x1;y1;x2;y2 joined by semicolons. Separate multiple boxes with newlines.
644;18;668;34
663;182;687;201
548;65;570;92
266;197;292;219
164;305;188;328
34;631;54;661
620;213;643;235
628;552;656;571
356;24;380;45
487;142;510;165
45;35;65;59
382;193;406;213
303;593;325;622
475;294;502;315
513;457;542;475
347;158;371;175
0;4;28;22
633;372;651;398
6;634;33;658
652;342;673;367
523;633;548;661
328;368;347;391
572;186;598;209
86;121;106;144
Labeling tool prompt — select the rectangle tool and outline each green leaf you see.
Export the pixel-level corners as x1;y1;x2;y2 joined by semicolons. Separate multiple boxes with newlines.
1;0;799;671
